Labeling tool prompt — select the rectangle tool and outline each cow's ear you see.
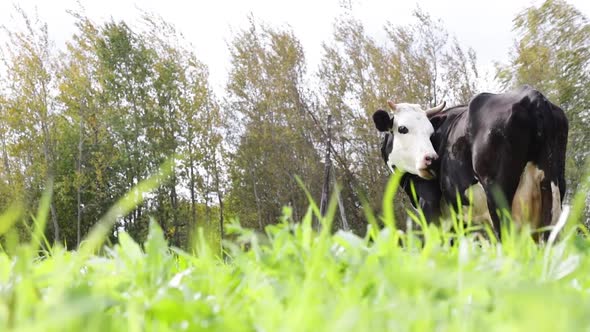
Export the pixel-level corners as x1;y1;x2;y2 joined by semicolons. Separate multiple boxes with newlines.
373;109;393;132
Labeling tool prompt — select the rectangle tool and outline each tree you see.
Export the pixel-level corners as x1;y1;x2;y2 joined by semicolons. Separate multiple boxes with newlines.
318;18;388;233
56;12;102;247
384;8;479;105
225;17;322;230
141;13;220;247
92;20;158;241
1;7;61;242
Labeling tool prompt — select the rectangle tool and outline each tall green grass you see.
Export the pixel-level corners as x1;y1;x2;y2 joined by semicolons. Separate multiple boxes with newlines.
0;161;589;332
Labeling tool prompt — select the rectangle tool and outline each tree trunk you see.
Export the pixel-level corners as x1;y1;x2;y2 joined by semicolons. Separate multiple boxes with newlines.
300;103;363;217
41;118;60;243
212;153;225;243
332;166;349;231
205;171;211;224
76;107;84;247
319;114;333;227
170;170;180;246
188;147;197;241
0;133;11;186
250;168;263;230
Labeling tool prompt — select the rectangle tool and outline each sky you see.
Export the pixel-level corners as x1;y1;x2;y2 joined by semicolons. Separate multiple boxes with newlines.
1;0;589;94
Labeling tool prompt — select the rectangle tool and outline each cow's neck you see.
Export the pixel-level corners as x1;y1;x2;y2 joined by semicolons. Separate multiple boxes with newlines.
394;169;440;206
399;172;415;193
395;171;442;222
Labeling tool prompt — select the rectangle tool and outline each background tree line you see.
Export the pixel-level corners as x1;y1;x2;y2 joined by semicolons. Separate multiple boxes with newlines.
0;0;587;249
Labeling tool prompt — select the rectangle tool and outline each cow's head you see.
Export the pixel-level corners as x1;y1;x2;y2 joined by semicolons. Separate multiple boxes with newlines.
372;100;445;180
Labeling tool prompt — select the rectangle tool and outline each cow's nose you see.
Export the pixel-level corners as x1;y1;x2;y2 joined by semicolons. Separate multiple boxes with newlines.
424;153;438;165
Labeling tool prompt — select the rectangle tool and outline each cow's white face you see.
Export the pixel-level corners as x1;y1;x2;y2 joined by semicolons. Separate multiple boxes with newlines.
373;101;444;180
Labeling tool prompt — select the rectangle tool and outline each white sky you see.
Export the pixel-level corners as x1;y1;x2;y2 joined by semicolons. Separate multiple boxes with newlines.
1;0;589;94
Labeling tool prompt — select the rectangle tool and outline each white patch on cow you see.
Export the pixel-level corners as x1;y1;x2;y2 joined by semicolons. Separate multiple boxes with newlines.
464;183;492;225
386;103;437;179
438;183;491;227
511;162;545;227
551;181;561;226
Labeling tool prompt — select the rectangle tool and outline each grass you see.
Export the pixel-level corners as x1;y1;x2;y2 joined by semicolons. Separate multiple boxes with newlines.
0;165;589;331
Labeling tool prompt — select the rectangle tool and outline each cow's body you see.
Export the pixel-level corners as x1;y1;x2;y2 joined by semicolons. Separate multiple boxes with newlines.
377;86;568;240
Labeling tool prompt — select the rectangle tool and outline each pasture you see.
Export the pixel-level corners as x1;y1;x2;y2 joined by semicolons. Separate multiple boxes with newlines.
0;167;589;332
1;1;589;331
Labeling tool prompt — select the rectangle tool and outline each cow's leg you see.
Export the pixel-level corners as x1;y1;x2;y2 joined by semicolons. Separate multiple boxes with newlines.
535;153;566;242
404;177;443;225
536;104;568;242
472;98;538;239
535;178;558;242
481;188;501;238
420;198;441;225
479;177;522;240
473;136;529;239
510;162;548;241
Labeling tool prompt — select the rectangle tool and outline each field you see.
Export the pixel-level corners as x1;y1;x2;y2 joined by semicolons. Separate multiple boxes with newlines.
1;1;589;331
1;169;590;332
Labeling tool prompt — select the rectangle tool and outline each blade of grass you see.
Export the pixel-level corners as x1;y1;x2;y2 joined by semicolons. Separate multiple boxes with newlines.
381;170;404;230
31;180;53;253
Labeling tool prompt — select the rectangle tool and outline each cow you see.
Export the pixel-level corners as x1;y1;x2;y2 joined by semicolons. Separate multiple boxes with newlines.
372;86;568;241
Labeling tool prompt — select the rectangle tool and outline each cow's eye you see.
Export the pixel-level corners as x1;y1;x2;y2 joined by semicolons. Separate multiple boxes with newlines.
398;126;409;134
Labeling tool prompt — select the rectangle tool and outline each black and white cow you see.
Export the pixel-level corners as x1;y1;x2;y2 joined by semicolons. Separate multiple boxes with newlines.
372;86;568;240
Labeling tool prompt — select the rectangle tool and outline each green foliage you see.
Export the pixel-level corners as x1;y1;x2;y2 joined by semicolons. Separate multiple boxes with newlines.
224;17;323;231
1;10;222;248
0;6;61;242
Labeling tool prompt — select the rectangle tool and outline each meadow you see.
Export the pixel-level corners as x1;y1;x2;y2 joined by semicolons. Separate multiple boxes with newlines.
1;1;589;331
1;165;589;332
